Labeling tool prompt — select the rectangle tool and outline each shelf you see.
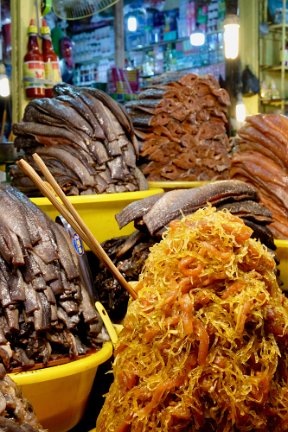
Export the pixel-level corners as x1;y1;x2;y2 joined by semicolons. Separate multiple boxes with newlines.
68;18;113;35
140;62;225;80
259;4;287;114
260;98;288;106
75;55;114;66
130;30;223;52
260;65;288;71
130;37;190;52
269;23;288;32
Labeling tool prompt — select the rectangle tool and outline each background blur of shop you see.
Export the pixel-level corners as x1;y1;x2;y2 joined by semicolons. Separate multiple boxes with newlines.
0;0;280;137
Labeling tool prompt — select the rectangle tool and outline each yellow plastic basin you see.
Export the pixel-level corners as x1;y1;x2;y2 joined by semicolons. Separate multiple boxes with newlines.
275;239;288;291
9;341;113;432
30;189;163;244
148;180;211;191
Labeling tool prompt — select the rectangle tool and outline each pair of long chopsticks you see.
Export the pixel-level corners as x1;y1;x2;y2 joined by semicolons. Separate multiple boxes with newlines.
17;153;138;300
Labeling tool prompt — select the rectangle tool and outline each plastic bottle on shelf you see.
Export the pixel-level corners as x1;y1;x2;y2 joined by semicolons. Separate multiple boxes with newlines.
40;19;62;97
23;19;45;99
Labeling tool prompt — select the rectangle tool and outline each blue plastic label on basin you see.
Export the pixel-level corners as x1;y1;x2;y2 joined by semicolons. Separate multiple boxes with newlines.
72;233;84;256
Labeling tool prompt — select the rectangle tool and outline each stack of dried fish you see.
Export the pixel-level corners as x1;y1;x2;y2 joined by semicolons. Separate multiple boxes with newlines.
0;184;103;371
230;114;288;239
94;180;276;321
11;83;147;196
125;73;231;181
0;364;45;431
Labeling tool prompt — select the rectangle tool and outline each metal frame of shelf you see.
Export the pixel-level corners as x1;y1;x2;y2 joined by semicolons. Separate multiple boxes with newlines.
259;0;287;113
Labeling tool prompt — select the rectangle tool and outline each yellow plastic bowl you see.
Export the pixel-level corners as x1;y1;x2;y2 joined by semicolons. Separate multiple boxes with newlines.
275;239;288;291
148;180;211;191
9;341;113;432
30;189;163;244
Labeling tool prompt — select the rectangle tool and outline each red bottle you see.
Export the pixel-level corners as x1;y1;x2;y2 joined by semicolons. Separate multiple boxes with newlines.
41;19;62;97
23;19;45;99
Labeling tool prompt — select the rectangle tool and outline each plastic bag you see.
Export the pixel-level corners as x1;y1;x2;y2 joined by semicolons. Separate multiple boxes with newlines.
242;65;260;96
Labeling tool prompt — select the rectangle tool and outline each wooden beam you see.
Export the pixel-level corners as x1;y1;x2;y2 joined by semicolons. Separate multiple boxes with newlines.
11;0;39;123
114;0;125;69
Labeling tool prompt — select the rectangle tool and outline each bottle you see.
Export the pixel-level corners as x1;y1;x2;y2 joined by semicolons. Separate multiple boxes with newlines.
40;19;62;97
23;19;45;99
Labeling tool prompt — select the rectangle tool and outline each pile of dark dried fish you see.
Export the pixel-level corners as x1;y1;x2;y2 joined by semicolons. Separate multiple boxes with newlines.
125;73;232;181
0;364;45;431
230;113;288;240
10;83;148;196
94;180;277;321
0;184;103;371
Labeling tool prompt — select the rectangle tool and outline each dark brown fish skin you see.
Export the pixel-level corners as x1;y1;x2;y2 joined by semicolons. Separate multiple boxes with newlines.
33;291;50;331
0;222;15;263
0;188;32;249
13;121;89;152
128;113;152;127
24;282;39;314
24;105;92;147
142;180;259;235
125;99;161;118
22;253;41;284
125;99;161;109
31;252;61;283
115;192;164;228
24;205;59;265
243;218;276;250
80;86;140;156
134;166;149;191
78;93;118;144
8;183;63;265
217;200;273;224
137;88;166;99
5;307;19;332
90;140;109;165
56;94;104;138
80;86;134;135
9;269;26;302
29;97;94;138
24;104;64;128
49;223;79;281
14;135;38;151
52;83;106;140
5;187;41;246
35;146;95;187
0;257;13;307
108;156;129;180
79;283;101;326
8;231;25;266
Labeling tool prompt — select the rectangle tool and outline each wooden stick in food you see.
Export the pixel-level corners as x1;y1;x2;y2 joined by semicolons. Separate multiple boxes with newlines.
17;156;138;300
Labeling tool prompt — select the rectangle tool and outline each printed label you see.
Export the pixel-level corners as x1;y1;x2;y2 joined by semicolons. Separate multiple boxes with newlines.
23;60;45;89
44;61;62;88
72;233;84;256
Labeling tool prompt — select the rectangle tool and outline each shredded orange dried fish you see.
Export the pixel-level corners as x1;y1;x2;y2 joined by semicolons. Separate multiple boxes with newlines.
96;206;288;432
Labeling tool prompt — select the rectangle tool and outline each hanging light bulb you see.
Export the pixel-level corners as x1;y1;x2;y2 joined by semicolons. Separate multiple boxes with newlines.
127;16;138;32
224;14;240;60
235;94;246;124
0;63;10;98
190;31;205;47
190;24;205;47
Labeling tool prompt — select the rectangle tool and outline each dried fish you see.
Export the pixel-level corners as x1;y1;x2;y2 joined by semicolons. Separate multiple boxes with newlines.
12;84;146;195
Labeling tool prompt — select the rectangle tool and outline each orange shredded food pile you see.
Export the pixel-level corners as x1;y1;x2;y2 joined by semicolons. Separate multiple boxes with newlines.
96;206;288;432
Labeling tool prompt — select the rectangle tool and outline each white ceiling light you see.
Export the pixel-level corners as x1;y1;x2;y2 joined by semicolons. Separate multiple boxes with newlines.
235;94;246;124
127;16;138;32
224;14;240;59
0;64;10;98
190;30;205;47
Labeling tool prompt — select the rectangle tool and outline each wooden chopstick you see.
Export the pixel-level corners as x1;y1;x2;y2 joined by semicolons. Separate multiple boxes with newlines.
17;156;138;300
